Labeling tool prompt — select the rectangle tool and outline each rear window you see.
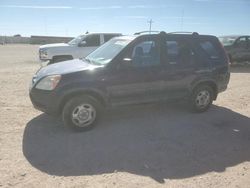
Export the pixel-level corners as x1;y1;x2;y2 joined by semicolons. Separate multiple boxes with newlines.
104;34;119;42
199;40;220;59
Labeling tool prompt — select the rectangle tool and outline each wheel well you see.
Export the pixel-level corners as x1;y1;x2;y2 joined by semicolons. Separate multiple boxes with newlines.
59;91;106;113
193;81;218;100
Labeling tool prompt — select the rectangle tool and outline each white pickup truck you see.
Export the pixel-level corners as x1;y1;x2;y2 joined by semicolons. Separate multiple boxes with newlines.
39;33;121;65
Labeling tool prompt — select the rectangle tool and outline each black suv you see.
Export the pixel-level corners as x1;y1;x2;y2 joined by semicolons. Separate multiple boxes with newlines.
29;31;230;131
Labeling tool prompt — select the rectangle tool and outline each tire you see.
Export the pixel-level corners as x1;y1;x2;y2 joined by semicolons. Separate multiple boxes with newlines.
62;95;102;131
190;85;214;112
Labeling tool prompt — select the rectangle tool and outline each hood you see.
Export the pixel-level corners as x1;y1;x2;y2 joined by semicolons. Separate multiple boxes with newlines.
39;43;69;49
34;59;101;82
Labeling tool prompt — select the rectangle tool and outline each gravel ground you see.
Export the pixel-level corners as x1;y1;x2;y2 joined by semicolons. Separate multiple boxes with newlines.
0;44;250;188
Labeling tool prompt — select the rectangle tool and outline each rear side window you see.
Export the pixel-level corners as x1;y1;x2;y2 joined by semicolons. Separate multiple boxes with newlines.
199;41;220;59
167;41;179;56
165;39;193;66
166;41;179;64
85;35;100;46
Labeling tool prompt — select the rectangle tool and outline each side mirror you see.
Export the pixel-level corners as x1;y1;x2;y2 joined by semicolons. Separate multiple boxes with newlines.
117;58;132;69
123;58;132;63
78;41;86;47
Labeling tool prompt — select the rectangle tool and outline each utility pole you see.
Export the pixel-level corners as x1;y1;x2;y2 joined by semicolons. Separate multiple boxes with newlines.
43;17;48;35
148;19;153;34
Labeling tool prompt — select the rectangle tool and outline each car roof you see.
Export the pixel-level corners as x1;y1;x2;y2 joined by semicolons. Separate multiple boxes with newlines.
112;35;137;41
219;35;241;38
85;33;122;35
219;35;250;38
115;32;216;41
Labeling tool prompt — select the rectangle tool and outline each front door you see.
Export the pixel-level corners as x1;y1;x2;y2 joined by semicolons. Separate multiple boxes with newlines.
106;36;164;106
232;36;249;61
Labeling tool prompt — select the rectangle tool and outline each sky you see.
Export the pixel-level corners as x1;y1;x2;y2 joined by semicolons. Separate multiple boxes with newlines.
0;0;249;37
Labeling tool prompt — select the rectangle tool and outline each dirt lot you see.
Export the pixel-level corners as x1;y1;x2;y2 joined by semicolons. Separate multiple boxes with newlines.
0;44;250;188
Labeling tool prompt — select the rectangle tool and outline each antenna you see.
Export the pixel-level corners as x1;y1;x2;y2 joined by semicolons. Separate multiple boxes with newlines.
181;9;184;30
147;19;154;34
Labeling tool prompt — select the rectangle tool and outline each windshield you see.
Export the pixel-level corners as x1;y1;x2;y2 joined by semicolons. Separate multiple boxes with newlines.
68;35;85;46
219;36;238;46
85;38;133;65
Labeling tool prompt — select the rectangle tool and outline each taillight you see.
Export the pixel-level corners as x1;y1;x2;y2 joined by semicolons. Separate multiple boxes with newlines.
219;41;230;64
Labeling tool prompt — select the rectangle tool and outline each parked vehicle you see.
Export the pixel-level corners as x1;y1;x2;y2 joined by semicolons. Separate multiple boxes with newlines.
30;31;230;131
39;33;121;65
219;35;250;63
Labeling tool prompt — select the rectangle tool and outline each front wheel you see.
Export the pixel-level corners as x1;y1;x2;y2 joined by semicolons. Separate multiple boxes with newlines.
190;85;213;112
62;96;102;131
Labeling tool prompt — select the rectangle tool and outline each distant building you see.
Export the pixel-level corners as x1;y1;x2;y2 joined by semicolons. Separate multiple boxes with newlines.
0;35;74;44
30;35;73;44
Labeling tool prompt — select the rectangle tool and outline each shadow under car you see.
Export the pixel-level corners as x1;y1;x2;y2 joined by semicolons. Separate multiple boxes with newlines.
23;103;250;183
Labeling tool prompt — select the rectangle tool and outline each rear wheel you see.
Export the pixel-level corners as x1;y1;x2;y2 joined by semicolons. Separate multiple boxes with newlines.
190;85;213;112
62;96;102;131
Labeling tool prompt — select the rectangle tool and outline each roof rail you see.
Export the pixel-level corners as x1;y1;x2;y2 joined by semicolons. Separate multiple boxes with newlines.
168;31;199;35
134;31;160;35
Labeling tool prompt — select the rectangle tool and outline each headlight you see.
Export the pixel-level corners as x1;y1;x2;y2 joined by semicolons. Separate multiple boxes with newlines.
39;49;48;59
35;75;61;90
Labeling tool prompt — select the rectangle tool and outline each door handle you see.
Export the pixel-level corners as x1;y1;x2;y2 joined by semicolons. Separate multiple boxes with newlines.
169;61;177;65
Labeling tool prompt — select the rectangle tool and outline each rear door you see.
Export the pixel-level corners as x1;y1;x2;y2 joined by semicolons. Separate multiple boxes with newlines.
158;35;197;99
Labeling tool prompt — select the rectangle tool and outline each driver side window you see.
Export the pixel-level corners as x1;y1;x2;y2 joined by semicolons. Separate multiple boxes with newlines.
130;40;160;67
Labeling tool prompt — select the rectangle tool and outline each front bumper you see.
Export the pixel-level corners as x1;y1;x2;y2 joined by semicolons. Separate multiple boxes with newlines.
29;88;61;116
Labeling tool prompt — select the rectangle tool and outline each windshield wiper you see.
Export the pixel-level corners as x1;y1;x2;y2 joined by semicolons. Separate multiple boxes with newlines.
80;57;91;64
81;57;100;65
